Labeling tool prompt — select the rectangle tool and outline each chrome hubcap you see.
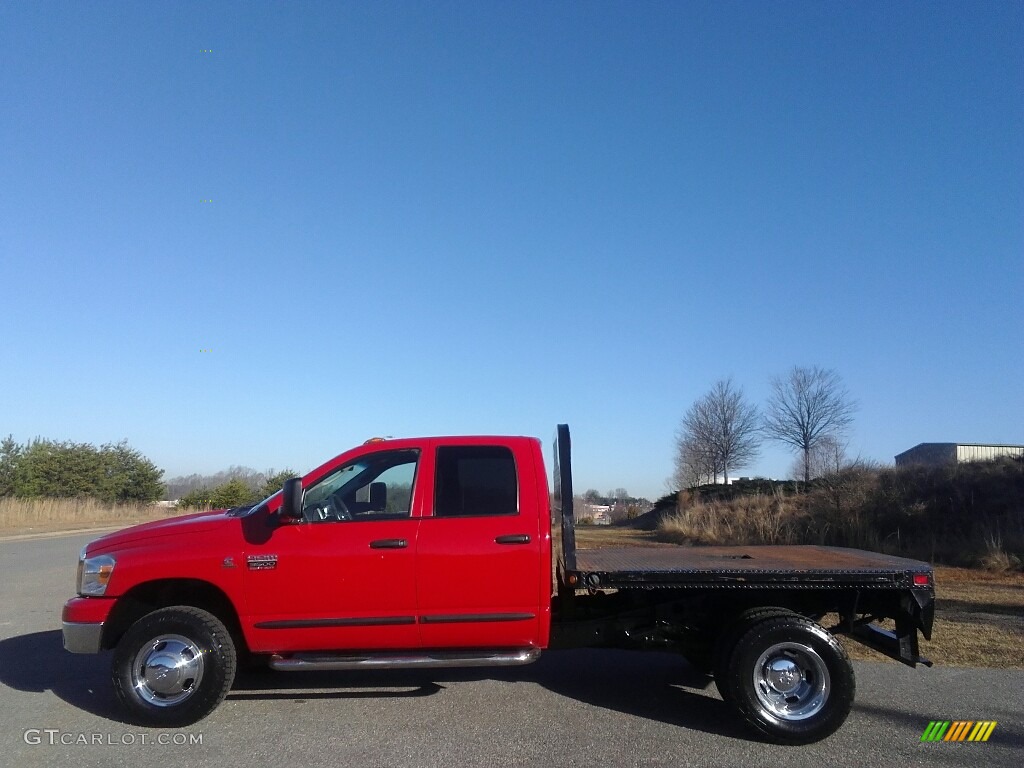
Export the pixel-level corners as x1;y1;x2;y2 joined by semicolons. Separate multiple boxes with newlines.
753;642;830;721
132;635;205;707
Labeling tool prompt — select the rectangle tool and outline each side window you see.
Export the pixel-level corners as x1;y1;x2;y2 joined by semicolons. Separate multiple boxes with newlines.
434;446;518;517
301;449;419;523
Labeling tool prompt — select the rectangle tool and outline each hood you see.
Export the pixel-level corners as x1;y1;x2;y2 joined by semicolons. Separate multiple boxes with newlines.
85;509;232;555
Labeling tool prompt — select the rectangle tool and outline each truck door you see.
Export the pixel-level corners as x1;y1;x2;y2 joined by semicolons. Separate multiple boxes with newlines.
415;442;542;648
243;448;422;652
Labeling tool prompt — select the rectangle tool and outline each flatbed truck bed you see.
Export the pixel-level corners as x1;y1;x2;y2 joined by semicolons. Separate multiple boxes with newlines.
572;545;932;590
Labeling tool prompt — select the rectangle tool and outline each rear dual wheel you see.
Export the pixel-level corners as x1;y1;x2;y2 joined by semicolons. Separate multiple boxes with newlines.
720;615;854;744
713;607;798;704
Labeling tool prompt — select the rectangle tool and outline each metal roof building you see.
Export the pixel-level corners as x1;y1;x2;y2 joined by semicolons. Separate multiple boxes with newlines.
894;443;1024;467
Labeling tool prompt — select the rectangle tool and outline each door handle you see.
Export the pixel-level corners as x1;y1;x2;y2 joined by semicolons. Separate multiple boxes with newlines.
369;539;408;549
495;534;531;545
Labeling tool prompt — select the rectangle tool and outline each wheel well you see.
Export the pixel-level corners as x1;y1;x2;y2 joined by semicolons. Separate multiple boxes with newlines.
102;580;247;653
685;591;853;632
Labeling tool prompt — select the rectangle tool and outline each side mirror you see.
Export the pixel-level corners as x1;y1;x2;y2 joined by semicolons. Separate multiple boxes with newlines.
280;477;304;520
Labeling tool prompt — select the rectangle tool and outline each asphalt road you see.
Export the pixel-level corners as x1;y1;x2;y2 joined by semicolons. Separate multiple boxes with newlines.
1;532;1020;768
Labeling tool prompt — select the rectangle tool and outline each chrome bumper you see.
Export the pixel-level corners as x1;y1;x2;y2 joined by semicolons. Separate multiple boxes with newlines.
62;621;103;654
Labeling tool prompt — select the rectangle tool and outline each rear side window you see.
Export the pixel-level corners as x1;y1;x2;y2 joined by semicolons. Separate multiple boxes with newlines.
434;446;518;517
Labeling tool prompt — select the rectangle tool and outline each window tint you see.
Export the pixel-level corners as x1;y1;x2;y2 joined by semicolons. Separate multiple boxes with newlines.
434;446;518;517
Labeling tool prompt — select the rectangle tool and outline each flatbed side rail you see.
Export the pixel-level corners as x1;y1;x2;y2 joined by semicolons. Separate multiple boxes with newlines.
570;569;908;590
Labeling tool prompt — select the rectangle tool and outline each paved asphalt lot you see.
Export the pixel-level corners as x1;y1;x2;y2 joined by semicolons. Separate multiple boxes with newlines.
1;532;1020;768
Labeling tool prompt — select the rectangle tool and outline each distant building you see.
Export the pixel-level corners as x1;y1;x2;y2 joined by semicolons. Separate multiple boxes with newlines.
578;503;613;525
895;443;1024;467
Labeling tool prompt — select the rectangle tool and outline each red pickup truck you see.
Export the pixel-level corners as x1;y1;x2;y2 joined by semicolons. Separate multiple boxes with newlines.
63;426;935;744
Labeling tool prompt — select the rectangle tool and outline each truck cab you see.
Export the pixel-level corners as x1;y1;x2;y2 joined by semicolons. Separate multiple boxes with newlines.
241;436;552;653
64;435;553;726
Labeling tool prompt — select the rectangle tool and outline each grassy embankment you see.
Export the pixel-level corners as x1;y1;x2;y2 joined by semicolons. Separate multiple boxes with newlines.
658;457;1024;570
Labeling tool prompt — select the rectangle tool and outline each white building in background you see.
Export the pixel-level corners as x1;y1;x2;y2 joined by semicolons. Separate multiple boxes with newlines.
577;503;613;525
895;443;1024;467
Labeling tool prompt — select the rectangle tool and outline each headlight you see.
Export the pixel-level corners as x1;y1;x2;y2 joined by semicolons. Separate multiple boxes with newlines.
78;553;116;596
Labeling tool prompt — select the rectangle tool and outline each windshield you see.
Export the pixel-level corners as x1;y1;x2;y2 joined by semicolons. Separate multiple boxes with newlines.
230;488;282;517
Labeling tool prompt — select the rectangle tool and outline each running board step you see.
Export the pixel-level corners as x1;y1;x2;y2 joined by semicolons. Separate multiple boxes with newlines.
268;648;540;672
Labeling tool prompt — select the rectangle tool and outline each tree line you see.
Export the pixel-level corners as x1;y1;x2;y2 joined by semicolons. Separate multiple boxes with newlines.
674;366;857;488
0;436;164;503
175;470;297;510
0;435;299;510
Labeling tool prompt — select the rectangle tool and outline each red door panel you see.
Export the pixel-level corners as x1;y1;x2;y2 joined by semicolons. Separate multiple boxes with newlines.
416;517;540;647
243;519;420;652
415;441;542;648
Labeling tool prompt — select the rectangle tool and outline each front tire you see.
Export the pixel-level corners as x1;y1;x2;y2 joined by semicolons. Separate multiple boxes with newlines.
113;606;237;727
723;616;854;744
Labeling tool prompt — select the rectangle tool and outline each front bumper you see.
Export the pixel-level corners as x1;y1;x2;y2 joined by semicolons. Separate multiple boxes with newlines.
62;597;115;654
62;621;104;653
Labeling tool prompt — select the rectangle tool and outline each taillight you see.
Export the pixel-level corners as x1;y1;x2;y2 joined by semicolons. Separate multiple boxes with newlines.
913;573;931;586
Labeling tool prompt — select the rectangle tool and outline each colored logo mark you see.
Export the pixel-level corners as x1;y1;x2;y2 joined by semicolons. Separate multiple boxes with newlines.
921;721;997;742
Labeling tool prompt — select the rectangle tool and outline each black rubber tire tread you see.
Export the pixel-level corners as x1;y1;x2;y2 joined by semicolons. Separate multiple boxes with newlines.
713;607;798;704
725;615;855;745
112;606;237;727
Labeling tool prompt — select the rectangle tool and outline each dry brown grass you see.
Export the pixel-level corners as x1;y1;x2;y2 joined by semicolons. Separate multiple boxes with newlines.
658;458;1024;569
575;526;662;549
979;532;1023;572
657;493;802;546
0;497;177;536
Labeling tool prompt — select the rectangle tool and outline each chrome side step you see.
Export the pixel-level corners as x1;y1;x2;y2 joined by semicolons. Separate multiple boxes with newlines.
268;648;541;672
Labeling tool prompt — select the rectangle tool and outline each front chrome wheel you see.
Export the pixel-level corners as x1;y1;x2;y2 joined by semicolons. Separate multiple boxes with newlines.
131;634;206;707
113;606;236;726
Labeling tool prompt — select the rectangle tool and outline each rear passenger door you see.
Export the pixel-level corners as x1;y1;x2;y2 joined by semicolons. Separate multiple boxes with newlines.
415;443;542;648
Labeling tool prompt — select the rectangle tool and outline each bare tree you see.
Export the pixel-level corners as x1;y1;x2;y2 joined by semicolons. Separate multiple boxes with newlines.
791;434;847;482
814;434;848;478
705;378;761;483
675;378;761;486
764;366;857;483
672;433;719;489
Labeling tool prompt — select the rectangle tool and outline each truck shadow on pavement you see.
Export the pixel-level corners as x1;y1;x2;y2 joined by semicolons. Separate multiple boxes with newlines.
0;630;127;722
0;632;749;740
230;648;750;741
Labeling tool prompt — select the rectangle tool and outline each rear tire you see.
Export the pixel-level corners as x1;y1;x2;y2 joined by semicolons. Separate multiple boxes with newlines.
724;615;854;744
112;606;237;727
713;607;797;704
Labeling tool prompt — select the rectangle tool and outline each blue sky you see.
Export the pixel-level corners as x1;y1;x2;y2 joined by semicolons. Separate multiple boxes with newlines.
1;1;1021;499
